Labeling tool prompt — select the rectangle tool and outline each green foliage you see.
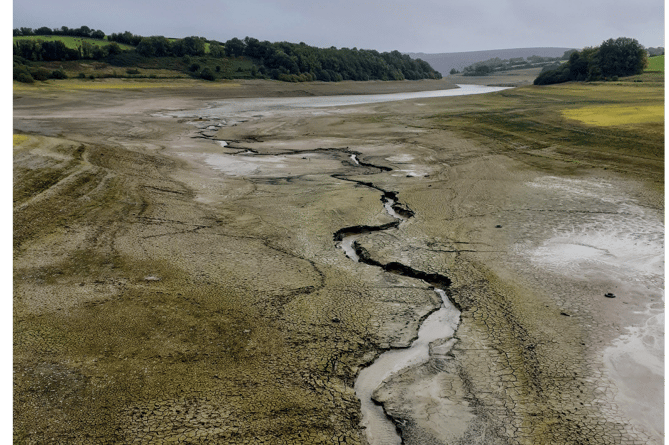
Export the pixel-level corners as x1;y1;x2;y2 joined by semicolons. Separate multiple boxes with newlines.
534;37;649;85
200;67;216;81
30;67;51;81
15;72;34;83
223;38;441;81
598;37;647;77
13;62;34;83
50;69;68;79
12;25;443;83
463;53;566;76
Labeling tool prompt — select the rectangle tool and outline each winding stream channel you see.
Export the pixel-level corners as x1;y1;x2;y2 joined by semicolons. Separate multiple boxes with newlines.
171;84;510;444
333;161;460;445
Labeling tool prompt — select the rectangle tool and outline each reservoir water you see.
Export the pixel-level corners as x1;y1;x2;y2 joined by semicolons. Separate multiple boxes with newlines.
171;84;511;120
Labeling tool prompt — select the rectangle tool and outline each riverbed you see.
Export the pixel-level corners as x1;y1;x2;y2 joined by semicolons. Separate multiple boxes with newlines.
13;77;663;444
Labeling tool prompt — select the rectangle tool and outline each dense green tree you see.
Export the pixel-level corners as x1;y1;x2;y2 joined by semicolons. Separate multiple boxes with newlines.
534;37;648;85
224;38;245;57
106;42;122;55
200;67;215;81
598;37;647;77
209;42;224;58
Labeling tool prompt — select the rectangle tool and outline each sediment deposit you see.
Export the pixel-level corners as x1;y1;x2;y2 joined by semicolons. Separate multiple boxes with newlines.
13;77;663;444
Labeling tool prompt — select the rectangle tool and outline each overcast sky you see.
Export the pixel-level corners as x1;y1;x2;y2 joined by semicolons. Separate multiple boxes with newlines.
12;0;665;53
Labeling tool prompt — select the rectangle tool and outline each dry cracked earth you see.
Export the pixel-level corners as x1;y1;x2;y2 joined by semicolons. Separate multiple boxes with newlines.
13;78;663;444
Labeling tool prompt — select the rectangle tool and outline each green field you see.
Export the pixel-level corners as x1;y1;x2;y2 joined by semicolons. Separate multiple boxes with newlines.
647;55;664;72
13;35;135;51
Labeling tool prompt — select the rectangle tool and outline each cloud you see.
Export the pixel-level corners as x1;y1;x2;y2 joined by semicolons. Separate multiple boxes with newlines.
13;0;664;53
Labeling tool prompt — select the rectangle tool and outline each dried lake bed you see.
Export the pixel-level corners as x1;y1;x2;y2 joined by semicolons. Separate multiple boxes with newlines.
13;77;663;444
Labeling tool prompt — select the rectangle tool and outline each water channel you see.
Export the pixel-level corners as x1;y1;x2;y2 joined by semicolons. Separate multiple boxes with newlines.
170;84;511;444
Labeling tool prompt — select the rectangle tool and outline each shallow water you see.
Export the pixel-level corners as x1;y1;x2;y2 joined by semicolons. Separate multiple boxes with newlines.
354;289;459;445
170;84;511;120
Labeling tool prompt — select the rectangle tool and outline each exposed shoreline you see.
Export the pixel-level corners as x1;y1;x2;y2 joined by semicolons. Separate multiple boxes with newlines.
13;76;663;444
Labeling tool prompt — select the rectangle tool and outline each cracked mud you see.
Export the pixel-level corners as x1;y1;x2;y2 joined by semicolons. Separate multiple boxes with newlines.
13;78;663;444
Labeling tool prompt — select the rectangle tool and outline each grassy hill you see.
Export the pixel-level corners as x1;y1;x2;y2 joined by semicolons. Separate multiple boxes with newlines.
13;35;135;51
647;55;664;72
407;47;575;76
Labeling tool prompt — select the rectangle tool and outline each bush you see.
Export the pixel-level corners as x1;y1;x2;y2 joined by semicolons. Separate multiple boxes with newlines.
533;67;570;85
189;63;200;72
30;67;51;81
13;63;32;82
126;68;140;75
78;72;86;78
50;69;68;79
200;67;215;81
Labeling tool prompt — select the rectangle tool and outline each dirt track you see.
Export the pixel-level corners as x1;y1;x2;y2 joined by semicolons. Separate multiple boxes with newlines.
13;77;663;444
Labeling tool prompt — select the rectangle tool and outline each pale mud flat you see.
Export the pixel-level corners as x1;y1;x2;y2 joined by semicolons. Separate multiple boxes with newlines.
521;177;664;440
12;78;663;444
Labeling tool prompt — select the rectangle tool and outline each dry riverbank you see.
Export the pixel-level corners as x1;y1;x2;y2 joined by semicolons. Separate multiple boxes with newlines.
13;76;663;444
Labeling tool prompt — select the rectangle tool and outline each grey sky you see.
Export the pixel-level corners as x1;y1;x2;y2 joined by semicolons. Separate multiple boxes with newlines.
13;0;664;53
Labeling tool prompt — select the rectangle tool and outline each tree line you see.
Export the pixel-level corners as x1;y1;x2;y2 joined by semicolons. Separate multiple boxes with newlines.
222;37;441;81
13;26;442;83
457;52;575;76
14;26;106;39
534;37;648;85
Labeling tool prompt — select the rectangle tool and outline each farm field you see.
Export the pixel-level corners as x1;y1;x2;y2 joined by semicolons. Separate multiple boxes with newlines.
13;75;664;444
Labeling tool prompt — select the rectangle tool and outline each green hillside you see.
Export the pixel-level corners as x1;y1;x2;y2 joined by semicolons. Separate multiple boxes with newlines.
13;35;134;51
647;55;664;72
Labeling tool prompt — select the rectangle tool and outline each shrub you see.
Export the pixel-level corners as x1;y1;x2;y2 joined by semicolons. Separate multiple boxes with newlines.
50;69;68;79
13;63;31;81
30;67;51;81
78;72;86;78
16;72;34;83
126;68;140;75
200;68;215;81
189;63;200;72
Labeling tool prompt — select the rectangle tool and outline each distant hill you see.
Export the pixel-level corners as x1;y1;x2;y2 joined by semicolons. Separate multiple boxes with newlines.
407;47;575;76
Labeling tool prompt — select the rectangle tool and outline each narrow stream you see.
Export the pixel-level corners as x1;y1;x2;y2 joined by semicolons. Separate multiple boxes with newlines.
172;85;507;444
334;161;461;445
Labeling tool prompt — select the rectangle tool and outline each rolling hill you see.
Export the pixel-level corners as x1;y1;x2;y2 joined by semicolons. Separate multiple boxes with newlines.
408;47;575;76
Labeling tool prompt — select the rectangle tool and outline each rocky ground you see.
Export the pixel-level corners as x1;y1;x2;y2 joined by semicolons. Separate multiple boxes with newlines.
13;75;663;444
